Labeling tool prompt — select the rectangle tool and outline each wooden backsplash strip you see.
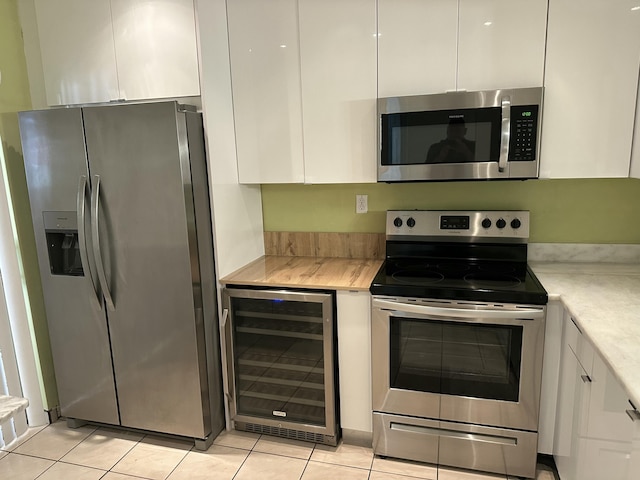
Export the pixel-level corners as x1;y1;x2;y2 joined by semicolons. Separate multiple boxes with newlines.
264;232;385;259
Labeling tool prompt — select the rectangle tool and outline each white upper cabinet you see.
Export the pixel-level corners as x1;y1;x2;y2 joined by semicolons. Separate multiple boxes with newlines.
35;0;119;105
228;0;377;184
227;0;305;183
299;0;377;184
110;0;200;101
34;0;199;106
540;0;640;179
377;0;457;98
377;0;547;98
457;0;547;91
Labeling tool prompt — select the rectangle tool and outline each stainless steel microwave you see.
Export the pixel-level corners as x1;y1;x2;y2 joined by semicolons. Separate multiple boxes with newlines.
378;87;543;182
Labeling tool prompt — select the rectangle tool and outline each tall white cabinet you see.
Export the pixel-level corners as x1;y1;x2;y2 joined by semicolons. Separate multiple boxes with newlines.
377;0;547;98
540;0;640;179
34;0;200;106
298;0;377;184
228;0;377;184
226;0;305;184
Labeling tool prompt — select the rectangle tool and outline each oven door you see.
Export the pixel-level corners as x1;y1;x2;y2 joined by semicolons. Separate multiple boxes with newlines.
372;296;545;432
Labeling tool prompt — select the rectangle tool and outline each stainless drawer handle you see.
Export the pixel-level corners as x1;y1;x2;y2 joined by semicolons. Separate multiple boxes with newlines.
390;422;517;446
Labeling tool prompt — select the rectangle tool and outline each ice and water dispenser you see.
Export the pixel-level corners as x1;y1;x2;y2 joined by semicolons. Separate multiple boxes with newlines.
43;211;83;276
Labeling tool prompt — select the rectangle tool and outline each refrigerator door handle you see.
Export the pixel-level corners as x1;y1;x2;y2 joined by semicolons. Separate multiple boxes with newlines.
77;175;101;306
90;175;115;311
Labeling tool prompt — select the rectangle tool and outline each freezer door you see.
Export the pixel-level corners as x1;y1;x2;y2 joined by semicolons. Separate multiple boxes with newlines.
19;108;119;424
82;102;210;438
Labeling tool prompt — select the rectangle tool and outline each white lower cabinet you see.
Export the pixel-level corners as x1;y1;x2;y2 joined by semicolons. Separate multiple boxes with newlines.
554;311;640;479
554;312;592;480
336;291;372;437
580;352;635;480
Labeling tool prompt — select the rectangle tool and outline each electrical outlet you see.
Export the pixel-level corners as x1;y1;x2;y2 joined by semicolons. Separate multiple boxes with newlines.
356;194;368;214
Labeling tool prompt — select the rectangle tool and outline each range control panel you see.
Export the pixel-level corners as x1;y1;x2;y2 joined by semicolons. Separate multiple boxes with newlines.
387;210;530;240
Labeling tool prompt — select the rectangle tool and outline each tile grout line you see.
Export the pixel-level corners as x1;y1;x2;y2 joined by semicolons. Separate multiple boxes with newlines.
230;433;262;480
161;438;194;480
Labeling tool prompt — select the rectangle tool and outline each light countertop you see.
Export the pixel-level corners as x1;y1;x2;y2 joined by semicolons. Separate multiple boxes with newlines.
220;255;383;291
530;262;640;407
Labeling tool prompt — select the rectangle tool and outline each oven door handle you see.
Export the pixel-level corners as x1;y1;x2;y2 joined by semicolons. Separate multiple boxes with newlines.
373;299;544;320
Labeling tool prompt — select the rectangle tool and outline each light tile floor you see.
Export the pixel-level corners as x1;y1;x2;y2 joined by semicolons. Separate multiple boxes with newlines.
0;422;558;480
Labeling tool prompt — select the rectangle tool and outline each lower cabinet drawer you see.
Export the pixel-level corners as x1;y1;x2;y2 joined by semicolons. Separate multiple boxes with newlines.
373;412;538;478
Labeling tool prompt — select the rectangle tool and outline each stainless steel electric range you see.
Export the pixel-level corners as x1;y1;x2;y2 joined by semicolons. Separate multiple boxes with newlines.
369;210;548;479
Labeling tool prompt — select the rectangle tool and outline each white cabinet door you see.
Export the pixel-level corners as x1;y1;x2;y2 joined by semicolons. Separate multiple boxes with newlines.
538;300;564;454
299;0;377;184
540;0;640;179
581;352;635;480
457;0;547;91
227;0;305;183
110;0;200;101
377;0;457;97
629;417;640;480
35;0;119;105
335;291;372;435
554;313;592;480
35;0;200;106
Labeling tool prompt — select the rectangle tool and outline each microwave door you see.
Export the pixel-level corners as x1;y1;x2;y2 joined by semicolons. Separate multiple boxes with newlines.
379;107;503;181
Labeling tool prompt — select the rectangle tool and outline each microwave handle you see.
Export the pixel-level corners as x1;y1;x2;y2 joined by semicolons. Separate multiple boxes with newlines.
498;96;511;173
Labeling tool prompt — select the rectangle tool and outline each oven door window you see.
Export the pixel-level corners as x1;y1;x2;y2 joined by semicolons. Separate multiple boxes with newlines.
381;108;501;166
390;317;523;402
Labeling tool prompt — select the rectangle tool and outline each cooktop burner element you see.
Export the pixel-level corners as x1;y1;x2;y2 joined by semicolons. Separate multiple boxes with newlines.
391;270;445;285
370;210;548;305
463;273;522;288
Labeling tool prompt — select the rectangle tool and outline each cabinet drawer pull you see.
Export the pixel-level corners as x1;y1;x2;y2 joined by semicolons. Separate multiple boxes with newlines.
626;409;640;422
580;375;592;383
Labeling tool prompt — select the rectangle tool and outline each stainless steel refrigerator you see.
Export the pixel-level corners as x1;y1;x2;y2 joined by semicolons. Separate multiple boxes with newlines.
19;102;224;448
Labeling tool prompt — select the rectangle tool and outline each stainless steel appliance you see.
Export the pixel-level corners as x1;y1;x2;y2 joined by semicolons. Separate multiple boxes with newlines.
222;288;338;446
378;87;543;182
370;210;548;478
19;102;223;448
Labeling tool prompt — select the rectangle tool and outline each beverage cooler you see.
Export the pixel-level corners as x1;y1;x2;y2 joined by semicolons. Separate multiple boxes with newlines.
221;287;339;446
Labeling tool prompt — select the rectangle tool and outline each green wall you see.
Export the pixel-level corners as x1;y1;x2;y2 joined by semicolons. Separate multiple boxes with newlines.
262;178;640;243
0;0;58;408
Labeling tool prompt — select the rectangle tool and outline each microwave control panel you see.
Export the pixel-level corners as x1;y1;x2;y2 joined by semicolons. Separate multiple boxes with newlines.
509;105;539;162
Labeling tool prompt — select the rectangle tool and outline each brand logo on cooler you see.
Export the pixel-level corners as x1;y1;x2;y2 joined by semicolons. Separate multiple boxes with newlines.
272;410;287;417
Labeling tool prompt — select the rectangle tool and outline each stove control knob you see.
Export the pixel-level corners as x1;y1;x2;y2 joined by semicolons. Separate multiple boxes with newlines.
407;217;416;228
496;218;507;229
481;218;492;229
393;217;403;228
511;218;522;229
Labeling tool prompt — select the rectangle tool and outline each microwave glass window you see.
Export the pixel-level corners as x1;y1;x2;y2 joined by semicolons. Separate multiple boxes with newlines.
381;108;501;166
389;317;523;402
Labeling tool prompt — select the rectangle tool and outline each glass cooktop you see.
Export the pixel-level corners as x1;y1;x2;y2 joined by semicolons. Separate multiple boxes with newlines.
370;258;548;305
